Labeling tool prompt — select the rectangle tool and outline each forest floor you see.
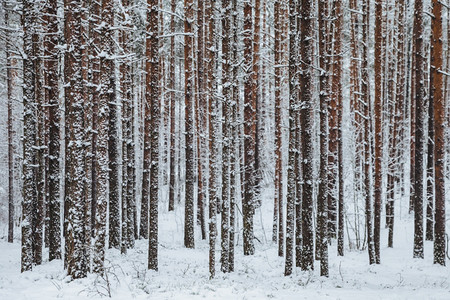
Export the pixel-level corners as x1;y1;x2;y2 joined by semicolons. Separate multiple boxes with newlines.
0;188;449;299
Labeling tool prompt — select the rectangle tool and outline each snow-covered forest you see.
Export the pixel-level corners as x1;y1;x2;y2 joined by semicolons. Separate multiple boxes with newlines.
0;0;449;298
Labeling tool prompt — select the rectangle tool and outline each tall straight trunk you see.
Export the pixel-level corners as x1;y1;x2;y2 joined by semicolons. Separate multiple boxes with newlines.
221;0;232;273
168;0;177;212
317;0;330;277
327;0;338;240
44;0;61;260
285;0;297;276
413;0;425;259
334;0;344;257
122;1;135;249
395;0;406;212
64;0;89;278
274;0;284;255
373;0;383;264
362;0;375;265
34;9;45;266
253;0;262;209
229;0;238;271
5;0;15;244
93;0;114;273
426;65;435;242
430;0;445;266
81;0;91;268
184;0;195;249
294;0;302;268
197;0;207;241
147;0;160;270
89;0;100;239
21;0;37;273
243;0;255;255
207;0;218;278
109;82;120;249
300;0;314;271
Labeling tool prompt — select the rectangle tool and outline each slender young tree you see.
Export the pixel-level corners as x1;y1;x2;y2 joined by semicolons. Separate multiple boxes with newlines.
4;0;15;244
413;0;425;259
362;0;375;265
184;0;195;249
168;0;177;212
430;0;445;266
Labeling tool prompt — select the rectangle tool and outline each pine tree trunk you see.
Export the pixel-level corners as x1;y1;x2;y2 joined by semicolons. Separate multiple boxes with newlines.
285;0;297;276
168;0;177;212
299;0;314;271
274;0;284;256
5;0;15;244
430;0;445;266
361;0;375;265
317;0;330;277
34;10;45;266
197;0;207;241
147;0;160;270
109;81;120;249
93;0;114;273
207;0;218;278
220;0;232;273
22;0;37;273
413;0;425;259
184;0;195;249
64;0;89;278
243;0;255;256
374;0;383;264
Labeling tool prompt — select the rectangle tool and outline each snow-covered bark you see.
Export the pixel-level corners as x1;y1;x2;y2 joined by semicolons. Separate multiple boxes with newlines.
21;0;38;273
147;0;160;271
184;0;195;250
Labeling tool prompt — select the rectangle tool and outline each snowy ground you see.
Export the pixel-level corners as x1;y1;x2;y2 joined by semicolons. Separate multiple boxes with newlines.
0;189;449;299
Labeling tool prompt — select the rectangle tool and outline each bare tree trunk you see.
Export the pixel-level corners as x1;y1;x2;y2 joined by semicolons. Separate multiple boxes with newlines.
93;0;114;273
274;0;284;255
220;0;232;273
374;0;383;264
147;0;160;271
243;0;255;256
207;0;218;278
197;0;207;241
430;0;445;266
413;0;425;259
299;0;314;271
362;0;375;265
285;0;297;276
317;0;330;277
64;0;89;278
184;0;195;249
21;0;37;273
168;0;177;212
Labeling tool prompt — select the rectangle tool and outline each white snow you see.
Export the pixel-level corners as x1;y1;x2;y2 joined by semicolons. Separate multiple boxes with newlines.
0;189;449;299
